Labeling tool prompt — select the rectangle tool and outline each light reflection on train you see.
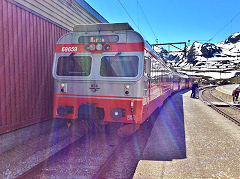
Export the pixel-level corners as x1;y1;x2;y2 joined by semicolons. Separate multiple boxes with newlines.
52;23;196;133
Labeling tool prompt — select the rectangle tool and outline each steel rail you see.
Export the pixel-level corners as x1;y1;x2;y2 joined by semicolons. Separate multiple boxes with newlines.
92;135;132;178
18;127;133;179
200;88;240;126
209;88;240;111
17;134;87;179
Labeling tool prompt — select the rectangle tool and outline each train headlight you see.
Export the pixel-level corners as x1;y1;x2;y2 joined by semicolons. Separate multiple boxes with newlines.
110;108;126;121
89;44;95;51
124;84;130;95
60;83;67;93
85;45;90;51
125;85;130;90
60;83;65;88
96;43;103;51
104;44;110;51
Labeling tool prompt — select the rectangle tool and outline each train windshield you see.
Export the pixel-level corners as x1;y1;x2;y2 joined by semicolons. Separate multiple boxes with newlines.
100;56;138;77
57;56;92;76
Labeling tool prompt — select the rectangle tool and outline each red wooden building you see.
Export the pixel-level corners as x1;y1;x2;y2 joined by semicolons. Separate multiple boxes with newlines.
0;0;108;134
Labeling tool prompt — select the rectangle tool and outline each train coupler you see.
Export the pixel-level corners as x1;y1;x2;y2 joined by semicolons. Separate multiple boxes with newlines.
67;120;73;128
117;123;140;137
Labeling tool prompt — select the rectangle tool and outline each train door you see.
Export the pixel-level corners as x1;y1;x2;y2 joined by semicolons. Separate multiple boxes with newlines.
144;57;151;103
178;77;181;91
169;72;174;92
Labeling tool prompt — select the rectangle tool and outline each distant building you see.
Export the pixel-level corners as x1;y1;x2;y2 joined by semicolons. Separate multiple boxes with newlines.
234;72;240;77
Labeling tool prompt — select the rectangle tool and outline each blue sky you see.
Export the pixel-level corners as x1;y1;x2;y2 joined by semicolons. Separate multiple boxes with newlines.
85;0;240;45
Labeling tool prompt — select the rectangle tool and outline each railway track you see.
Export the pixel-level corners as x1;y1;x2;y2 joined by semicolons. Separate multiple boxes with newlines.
200;87;240;126
18;125;126;178
18;118;156;179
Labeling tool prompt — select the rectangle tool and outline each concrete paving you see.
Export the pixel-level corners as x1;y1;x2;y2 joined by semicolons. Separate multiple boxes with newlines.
217;84;239;95
134;90;240;178
210;102;240;106
216;84;240;102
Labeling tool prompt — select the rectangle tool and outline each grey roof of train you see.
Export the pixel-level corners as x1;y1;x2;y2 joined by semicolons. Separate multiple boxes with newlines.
75;0;108;23
73;23;133;32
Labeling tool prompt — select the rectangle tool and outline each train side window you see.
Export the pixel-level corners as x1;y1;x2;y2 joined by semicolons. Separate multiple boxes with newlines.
151;58;158;83
159;64;164;82
157;68;161;83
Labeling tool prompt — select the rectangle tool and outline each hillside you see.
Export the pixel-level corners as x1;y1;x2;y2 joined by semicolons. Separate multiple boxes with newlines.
165;32;240;79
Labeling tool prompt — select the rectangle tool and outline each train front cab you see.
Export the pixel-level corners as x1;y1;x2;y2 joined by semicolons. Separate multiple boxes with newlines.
52;23;148;127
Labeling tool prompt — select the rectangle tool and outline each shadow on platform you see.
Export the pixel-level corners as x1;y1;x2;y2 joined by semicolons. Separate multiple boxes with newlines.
142;90;187;161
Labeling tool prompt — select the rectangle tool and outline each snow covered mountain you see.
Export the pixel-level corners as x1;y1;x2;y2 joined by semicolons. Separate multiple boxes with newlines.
165;32;240;79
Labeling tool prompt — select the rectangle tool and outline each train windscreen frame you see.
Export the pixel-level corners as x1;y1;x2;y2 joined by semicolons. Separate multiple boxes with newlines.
100;56;139;77
57;56;92;76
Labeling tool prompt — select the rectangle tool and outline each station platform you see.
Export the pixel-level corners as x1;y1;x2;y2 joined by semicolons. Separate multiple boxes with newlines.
0;120;85;178
133;90;240;178
209;101;240;107
216;84;240;102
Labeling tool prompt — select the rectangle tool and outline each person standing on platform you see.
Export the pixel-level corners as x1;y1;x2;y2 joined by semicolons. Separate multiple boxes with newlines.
191;81;199;98
235;84;240;101
232;89;237;103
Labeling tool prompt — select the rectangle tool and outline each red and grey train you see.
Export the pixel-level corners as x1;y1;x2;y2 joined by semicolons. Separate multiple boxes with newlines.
52;23;194;131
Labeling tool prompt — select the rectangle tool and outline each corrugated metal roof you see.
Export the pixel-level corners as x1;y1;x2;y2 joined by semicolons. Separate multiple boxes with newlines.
75;0;108;23
8;0;108;30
